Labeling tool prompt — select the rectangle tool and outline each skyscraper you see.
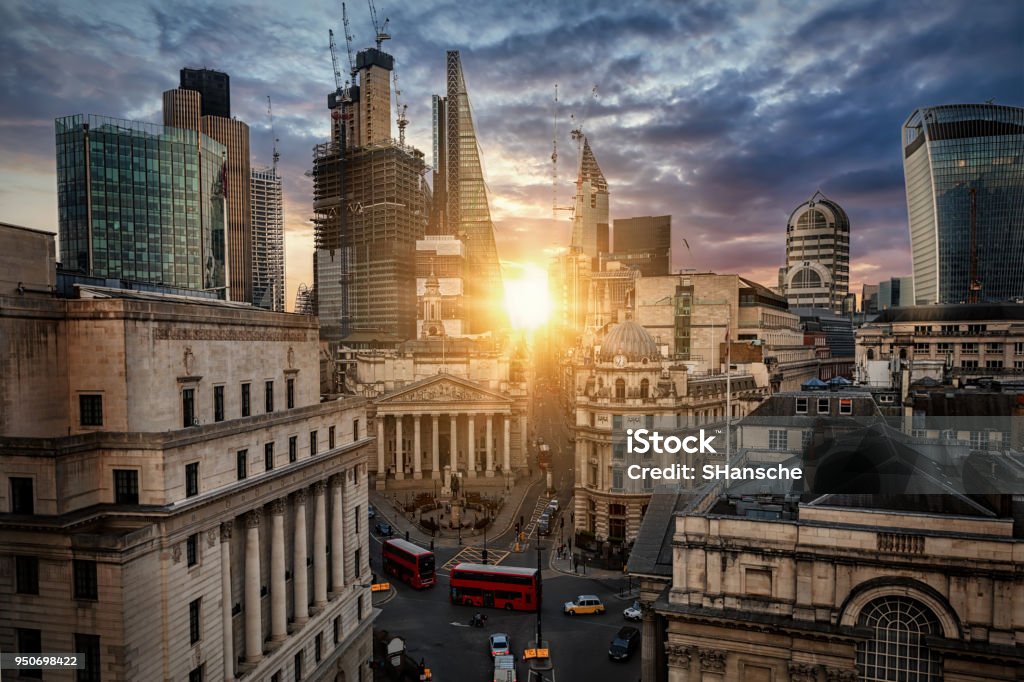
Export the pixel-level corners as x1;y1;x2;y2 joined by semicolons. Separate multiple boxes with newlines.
607;215;671;276
902;104;1024;304
570;137;610;266
55;114;226;292
781;190;850;313
250;166;285;311
165;71;252;304
431;51;504;333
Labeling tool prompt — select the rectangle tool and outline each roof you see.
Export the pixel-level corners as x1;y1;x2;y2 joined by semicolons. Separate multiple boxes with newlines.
598;320;660;362
870;303;1024;323
626;489;695;577
451;563;538;576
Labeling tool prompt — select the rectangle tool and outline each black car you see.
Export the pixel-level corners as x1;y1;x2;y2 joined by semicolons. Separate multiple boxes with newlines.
374;522;393;537
608;626;640;661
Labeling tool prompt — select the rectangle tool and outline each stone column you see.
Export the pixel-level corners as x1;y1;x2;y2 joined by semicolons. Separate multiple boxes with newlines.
312;481;328;608
220;522;235;682
413;415;422;479
243;510;263;663
330;475;345;594
269;500;287;642
450;414;458;470
665;643;692;682
431;414;440;479
376;417;385;480
503;415;511;472
395;415;404;480
292;489;309;625
467;414;477;478
641;606;657;682
485;414;494;476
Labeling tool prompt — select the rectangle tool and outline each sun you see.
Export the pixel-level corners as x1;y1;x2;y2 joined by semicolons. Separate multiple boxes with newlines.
503;263;551;330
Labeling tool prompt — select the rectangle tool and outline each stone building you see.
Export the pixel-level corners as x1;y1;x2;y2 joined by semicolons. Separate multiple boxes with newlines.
0;223;374;681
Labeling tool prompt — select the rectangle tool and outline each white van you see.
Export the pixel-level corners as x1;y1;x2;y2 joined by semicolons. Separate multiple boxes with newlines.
493;654;516;682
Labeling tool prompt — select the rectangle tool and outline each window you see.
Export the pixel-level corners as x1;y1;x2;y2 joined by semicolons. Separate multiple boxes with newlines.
293;651;303;681
113;469;139;504
17;628;42;679
817;398;830;414
801;430;813;448
611;467;623;490
639;378;650;399
1015;342;1024;355
614;378;626;401
936;342;953;353
310;430;318;456
961;342;978;354
189;598;201;644
185;462;199;497
986;342;1003;353
839;398;853;415
795;397;808;414
16;556;39;595
1015;360;1024;370
187;534;199;567
241;383;251;417
289;436;298;463
967;324;986;334
271;672;282;682
183;388;196;427
353;419;360;440
333;616;341;645
189;666;204;682
265;380;274;413
768;430;788;450
315;633;322;663
355;506;360;534
265;442;275;471
10;477;33;514
986;360;1004;369
287;378;295;409
354;548;361;578
329;425;336;449
73;559;98;600
961;360;979;369
913;343;930;354
214;386;225;422
75;633;100;682
856;596;941;682
970;431;986;449
237;450;248;480
913;325;931;334
357;593;365;620
79;394;103;426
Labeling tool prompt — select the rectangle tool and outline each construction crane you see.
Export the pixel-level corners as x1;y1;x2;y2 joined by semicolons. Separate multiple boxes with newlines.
551;84;574;221
367;0;390;49
328;29;343;90
570;85;598;163
393;71;408;146
341;2;356;78
267;95;280;171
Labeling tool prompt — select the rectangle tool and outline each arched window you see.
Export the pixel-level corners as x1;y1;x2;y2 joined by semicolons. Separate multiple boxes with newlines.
614;379;626;401
856;596;942;681
640;378;650;399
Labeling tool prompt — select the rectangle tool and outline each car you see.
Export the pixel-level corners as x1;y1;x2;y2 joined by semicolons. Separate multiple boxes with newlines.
537;513;550;536
547;498;559;512
623;601;642;622
374;522;393;537
368;505;376;519
563;594;605;616
488;632;511;657
608;626;640;661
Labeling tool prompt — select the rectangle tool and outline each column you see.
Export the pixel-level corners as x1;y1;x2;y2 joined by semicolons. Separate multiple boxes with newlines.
376;417;385;480
243;510;262;663
413;415;422;479
395;415;404;480
292;489;309;625
503;415;511;472
220;522;235;682
330;475;345;594
450;414;458;470
431;414;440;479
520;413;529;468
485;414;494;477
269;500;287;642
641;606;657;682
312;481;328;608
467;414;476;477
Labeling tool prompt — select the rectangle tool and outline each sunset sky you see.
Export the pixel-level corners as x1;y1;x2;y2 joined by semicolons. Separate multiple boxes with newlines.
1;0;1021;310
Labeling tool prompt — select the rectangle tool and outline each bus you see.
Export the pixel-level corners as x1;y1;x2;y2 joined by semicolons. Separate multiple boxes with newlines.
449;563;540;612
382;539;435;589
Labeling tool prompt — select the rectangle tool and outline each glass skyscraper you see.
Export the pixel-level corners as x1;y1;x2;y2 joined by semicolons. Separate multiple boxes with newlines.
902;104;1024;304
55;114;227;293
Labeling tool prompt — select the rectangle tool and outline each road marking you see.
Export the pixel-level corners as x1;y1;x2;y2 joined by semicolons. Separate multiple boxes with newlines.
449;621;470;628
440;546;511;573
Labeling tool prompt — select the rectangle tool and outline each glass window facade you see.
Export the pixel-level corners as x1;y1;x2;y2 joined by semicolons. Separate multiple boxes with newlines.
55;114;226;292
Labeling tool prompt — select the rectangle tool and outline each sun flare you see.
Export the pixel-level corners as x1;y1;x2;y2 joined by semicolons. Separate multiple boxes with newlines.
503;263;551;330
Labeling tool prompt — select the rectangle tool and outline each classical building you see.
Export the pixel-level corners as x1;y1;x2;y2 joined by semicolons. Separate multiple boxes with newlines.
0;223;374;681
780;191;851;314
415;235;465;338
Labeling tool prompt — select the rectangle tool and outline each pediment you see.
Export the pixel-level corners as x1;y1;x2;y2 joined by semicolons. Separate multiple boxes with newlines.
375;374;512;406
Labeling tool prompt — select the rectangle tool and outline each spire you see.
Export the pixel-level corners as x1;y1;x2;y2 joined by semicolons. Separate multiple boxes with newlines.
578;137;607;192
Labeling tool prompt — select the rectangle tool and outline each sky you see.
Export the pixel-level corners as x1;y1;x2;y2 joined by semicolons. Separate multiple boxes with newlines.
1;0;1021;311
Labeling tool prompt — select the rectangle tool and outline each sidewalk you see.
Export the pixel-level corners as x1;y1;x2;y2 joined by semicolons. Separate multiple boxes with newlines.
547;550;639;600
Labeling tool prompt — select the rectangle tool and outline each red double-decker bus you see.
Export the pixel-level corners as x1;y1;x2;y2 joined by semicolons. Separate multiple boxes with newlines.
382;539;435;589
449;563;539;612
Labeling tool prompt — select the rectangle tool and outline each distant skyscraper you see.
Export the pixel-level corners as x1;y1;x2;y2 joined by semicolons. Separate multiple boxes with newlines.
179;67;230;118
251;167;285;311
781;191;850;313
607;215;671;276
430;51;504;333
902;104;1024;304
570;137;610;266
878;276;915;309
861;283;880;315
295;283;315;315
55;114;226;291
164;76;252;304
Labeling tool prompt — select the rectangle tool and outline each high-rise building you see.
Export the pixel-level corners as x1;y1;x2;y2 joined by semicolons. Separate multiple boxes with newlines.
570;137;610;265
430;51;504;334
251;166;285;311
165;71;252;304
902;104;1024;305
55;114;226;292
878;276;915;309
781;190;851;313
606;215;671;276
861;283;880;315
549;246;592;333
295;283;315;315
179;67;230;118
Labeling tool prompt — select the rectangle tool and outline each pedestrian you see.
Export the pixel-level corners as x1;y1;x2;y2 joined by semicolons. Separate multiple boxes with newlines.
573;556;578;574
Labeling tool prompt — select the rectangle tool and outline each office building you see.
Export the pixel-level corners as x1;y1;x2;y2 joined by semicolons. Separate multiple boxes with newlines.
780;191;851;313
861;283;880;315
549;246;592;334
878;275;915;309
570;137;610;265
606;215;671;276
0;223;375;682
55;114;226;292
903;104;1024;304
179;67;231;118
251;166;286;311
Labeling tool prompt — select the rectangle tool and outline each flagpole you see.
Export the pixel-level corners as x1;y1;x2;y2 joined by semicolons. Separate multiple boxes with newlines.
726;309;731;460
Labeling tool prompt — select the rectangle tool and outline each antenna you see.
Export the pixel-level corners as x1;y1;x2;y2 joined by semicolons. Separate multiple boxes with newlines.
267;95;280;171
367;0;390;49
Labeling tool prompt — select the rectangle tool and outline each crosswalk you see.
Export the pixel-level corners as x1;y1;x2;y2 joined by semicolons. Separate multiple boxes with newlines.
509;497;554;551
440;546;511;573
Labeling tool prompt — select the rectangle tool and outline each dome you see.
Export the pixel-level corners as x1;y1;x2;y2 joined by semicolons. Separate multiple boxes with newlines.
598;320;660;362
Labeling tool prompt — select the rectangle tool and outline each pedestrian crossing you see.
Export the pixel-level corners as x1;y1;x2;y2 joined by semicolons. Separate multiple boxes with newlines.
439;546;511;573
509;497;555;551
